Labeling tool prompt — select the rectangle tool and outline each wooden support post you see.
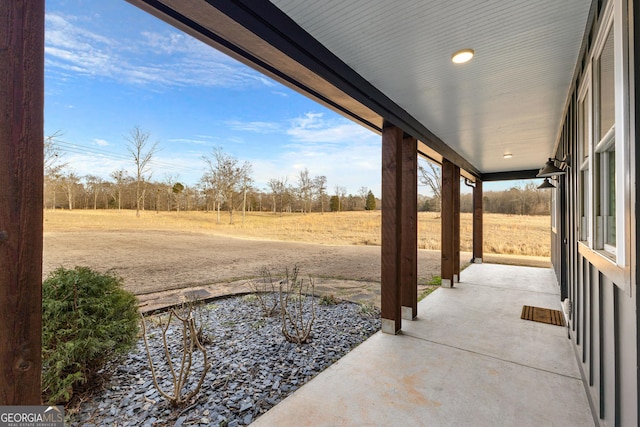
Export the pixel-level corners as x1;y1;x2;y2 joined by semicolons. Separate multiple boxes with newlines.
400;134;417;320
453;166;460;282
0;0;45;405
472;180;483;263
381;122;403;334
441;159;460;287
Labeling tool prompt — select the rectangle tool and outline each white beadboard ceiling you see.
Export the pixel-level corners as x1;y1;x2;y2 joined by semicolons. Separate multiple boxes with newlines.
128;0;592;177
270;0;591;174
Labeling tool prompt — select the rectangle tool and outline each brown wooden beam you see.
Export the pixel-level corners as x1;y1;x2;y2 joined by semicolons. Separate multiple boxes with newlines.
0;0;45;405
453;164;461;282
401;134;417;320
381;122;403;334
472;180;483;263
441;159;460;287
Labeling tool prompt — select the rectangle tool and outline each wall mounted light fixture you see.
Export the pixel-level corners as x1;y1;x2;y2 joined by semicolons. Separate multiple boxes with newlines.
536;156;570;178
537;177;556;189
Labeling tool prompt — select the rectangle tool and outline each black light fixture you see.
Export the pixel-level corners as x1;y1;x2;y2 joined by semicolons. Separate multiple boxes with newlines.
536;158;566;177
537;177;556;189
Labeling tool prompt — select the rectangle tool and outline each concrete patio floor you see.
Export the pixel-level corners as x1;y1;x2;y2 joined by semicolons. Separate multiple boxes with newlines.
251;263;594;427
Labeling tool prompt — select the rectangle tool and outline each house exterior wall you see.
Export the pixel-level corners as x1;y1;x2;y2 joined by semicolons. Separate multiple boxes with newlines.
551;0;639;425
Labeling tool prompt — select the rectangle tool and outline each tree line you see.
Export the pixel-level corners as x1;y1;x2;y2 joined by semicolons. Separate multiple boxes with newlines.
44;128;379;222
45;127;549;220
418;164;550;215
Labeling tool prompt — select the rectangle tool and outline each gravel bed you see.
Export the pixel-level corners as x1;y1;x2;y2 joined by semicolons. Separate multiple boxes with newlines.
73;295;380;427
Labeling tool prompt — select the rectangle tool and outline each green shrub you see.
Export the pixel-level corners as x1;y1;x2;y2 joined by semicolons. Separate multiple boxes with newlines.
42;266;139;404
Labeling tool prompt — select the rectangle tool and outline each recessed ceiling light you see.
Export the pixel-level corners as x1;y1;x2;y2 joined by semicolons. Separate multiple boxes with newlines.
452;49;474;64
503;153;513;159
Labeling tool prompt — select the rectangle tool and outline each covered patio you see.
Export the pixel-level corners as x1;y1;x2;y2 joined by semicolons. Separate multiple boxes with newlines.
2;1;618;423
252;263;594;426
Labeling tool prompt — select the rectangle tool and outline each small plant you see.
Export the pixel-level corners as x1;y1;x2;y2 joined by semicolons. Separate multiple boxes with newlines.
418;275;442;301
42;266;139;404
247;267;280;317
359;302;378;317
427;275;442;286
242;293;258;303
319;294;339;305
279;266;316;344
141;305;210;407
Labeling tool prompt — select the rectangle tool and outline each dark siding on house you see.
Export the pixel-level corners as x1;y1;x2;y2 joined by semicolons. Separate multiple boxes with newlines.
551;1;638;425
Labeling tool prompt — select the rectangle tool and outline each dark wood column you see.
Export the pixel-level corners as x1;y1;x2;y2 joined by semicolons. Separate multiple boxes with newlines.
400;134;417;320
453;167;460;282
472;179;483;263
0;0;45;405
441;159;460;287
381;122;403;333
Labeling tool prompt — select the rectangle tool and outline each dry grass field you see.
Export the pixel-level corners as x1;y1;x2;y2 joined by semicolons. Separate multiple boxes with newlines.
44;209;550;257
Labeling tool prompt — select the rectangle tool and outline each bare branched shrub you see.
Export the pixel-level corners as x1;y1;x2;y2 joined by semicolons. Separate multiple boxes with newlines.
247;267;280;317
279;266;316;344
179;295;213;345
140;307;210;407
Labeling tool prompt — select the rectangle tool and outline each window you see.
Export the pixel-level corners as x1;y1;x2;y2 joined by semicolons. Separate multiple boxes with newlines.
577;69;591;243
577;0;631;284
594;27;616;254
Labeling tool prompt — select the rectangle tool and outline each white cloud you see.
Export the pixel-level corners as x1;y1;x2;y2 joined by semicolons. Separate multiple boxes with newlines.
271;90;290;97
93;138;109;146
286;112;376;144
226;120;282;134
45;13;271;89
243;112;382;195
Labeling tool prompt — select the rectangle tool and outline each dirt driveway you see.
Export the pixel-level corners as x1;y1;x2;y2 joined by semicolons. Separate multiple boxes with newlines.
43;229;549;311
44;230;447;309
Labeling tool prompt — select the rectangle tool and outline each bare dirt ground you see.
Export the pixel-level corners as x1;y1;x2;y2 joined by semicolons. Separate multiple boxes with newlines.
43;227;550;311
44;229;442;310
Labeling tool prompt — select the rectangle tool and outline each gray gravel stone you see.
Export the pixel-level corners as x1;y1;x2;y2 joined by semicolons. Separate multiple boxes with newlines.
70;295;380;426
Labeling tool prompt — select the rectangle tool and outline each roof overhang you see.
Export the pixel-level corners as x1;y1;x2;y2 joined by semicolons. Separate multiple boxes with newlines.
126;0;595;182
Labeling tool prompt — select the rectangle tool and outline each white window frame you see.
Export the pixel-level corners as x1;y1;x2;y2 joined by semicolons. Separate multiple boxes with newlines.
593;18;616;256
577;66;592;245
578;0;632;293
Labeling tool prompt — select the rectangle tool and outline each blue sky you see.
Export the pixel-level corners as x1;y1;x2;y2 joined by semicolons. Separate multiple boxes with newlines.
45;0;383;196
45;1;520;196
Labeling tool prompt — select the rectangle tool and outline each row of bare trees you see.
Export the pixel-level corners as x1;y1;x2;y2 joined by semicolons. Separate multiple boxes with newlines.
417;162;550;215
45;128;549;219
44;130;378;221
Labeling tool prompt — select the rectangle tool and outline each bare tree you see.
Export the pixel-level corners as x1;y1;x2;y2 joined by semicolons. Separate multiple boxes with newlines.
126;126;159;217
358;186;369;210
419;161;442;210
268;177;289;216
240;174;253;224
313;175;327;214
202;147;252;224
110;169;128;210
44;131;68;210
84;175;104;210
297;168;312;213
334;185;346;212
59;171;80;210
163;174;179;212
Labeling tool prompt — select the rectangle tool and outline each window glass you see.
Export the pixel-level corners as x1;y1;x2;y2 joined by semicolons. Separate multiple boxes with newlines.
599;28;615;139
580;93;590;161
606;151;616;246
